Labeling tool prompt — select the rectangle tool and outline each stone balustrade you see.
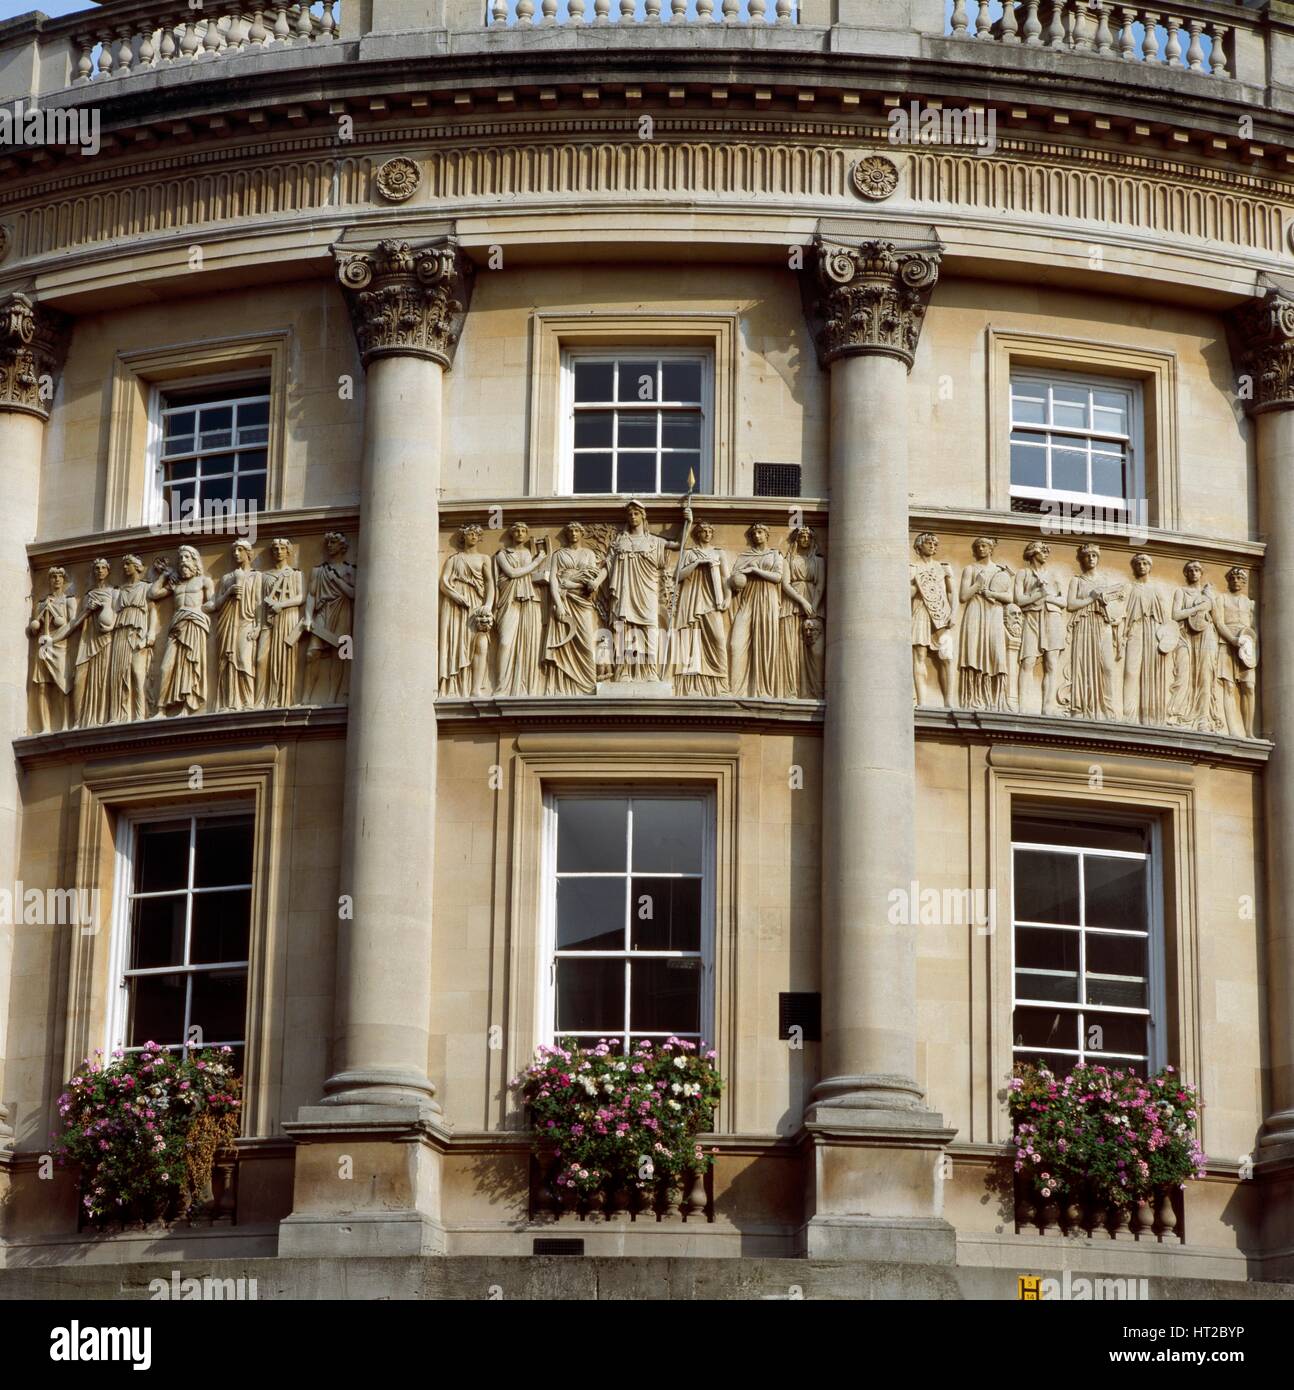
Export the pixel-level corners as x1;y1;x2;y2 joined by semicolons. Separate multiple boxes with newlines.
68;2;339;85
946;1;1236;79
531;1154;712;1222
1015;1176;1185;1242
488;0;797;25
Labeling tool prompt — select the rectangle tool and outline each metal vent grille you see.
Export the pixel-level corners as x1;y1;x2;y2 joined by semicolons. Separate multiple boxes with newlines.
1010;495;1045;515
754;462;803;498
778;992;821;1042
533;1238;585;1256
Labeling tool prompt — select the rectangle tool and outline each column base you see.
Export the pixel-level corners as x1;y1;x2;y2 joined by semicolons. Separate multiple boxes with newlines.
802;1103;958;1264
320;1068;441;1110
1258;1109;1294;1153
278;1103;451;1259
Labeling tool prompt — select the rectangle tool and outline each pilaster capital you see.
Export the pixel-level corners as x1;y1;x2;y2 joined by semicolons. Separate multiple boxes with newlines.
800;237;941;371
0;292;70;421
334;237;474;370
1229;286;1294;416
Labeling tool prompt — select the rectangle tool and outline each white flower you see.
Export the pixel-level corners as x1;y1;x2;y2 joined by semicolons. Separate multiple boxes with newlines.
667;1100;681;1111
671;1083;682;1094
673;1057;686;1069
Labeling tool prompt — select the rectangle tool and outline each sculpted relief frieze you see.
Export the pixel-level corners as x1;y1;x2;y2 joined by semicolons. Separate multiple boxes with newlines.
911;532;1260;740
437;505;825;702
26;532;354;734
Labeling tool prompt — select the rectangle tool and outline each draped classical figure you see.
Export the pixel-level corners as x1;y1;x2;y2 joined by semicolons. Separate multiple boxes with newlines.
673;519;731;697
1066;544;1125;723
67;557;117;729
109;555;156;724
1014;540;1067;717
1169;560;1223;733
439;523;495;698
728;522;787;700
775;526;824;699
957;536;1011;711
493;522;547;696
303;531;355;706
205;541;263;712
257;538;305;709
27;567;76;733
1121;553;1172;727
606;500;678;682
152;546;213;717
911;532;956;708
543;522;606;696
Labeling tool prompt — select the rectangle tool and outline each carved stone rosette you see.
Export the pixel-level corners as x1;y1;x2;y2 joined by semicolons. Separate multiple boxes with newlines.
801;238;941;371
1229;287;1294;415
0;292;70;421
334;238;474;369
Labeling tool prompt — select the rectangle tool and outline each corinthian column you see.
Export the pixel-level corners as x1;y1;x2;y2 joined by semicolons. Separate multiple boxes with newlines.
799;238;955;1262
280;239;472;1258
1232;287;1294;1165
0;294;68;1148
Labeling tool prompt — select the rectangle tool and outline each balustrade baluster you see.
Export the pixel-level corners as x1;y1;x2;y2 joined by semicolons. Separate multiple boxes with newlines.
1071;0;1092;52
1116;5;1136;60
1022;0;1042;44
1163;13;1181;65
722;0;740;22
516;0;535;25
542;0;558;24
593;0;611;23
320;1;337;38
158;18;178;61
619;0;637;23
1133;1199;1155;1239
490;0;508;25
200;14;222;58
975;0;992;38
96;28;114;77
569;0;587;23
248;8;269;45
178;17;200;60
1043;1;1064;48
139;27;157;68
775;0;792;23
1185;18;1204;69
685;1168;707;1217
73;34;94;82
1209;22;1230;78
272;4;290;41
999;2;1020;44
670;0;687;20
1093;2;1113;54
951;0;969;37
697;0;714;19
1156;1188;1180;1241
115;27;134;76
292;3;313;42
748;0;768;22
1141;10;1160;64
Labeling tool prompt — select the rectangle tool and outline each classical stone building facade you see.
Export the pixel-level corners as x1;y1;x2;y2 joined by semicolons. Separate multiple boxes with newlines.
0;0;1292;1294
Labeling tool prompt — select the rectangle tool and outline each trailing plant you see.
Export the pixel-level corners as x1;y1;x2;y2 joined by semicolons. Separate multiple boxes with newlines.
512;1037;723;1199
1008;1060;1206;1210
54;1043;242;1225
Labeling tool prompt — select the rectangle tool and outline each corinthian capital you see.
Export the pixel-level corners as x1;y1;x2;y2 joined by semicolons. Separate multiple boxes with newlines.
334;238;474;370
801;238;941;371
1229;286;1294;416
0;292;70;421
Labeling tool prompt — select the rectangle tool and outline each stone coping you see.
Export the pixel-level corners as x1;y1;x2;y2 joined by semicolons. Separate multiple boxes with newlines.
916;707;1273;766
434;696;825;728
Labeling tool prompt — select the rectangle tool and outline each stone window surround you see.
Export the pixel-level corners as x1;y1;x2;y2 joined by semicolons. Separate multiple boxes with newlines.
527;311;739;497
105;330;291;532
494;733;743;1134
60;752;285;1138
987;328;1180;530
980;747;1201;1147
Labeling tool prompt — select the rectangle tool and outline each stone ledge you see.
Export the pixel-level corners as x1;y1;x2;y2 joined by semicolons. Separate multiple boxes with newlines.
916;707;1273;767
13;703;349;767
434;696;825;728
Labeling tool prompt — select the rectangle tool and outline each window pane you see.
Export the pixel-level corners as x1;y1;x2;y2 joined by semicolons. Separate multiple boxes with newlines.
1015;970;1079;1003
190;968;248;1045
1086;932;1146;978
1011;389;1046;425
1090;452;1126;499
1051;385;1089;429
1086;976;1146;1009
1010;440;1046;489
1085;1011;1147;1059
163;434;195;459
135;824;190;893
630;957;701;1034
1015;1050;1075;1077
164;409;196;438
164;481;196;515
128;972;187;1049
631;799;704;873
617;454;656;494
238;399;269;428
557;799;627;873
194;819;254;887
201;472;235;505
617;415;657;449
574;411;613;448
166;457;198;480
1051;447;1088;493
661;453;701;495
556;957;624;1032
1015;926;1079;973
661;414;702;450
556;878;625;952
661;360;701;403
1013;1005;1078;1052
239;473;267;509
573;454;613;493
631;877;702;952
573;361;614;402
618;362;657;403
1092;389;1128;424
1084;857;1146;929
235;448;268;475
1013;818;1147;854
1014;850;1080;925
236;424;269;447
191;889;252;964
131;897;186;970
